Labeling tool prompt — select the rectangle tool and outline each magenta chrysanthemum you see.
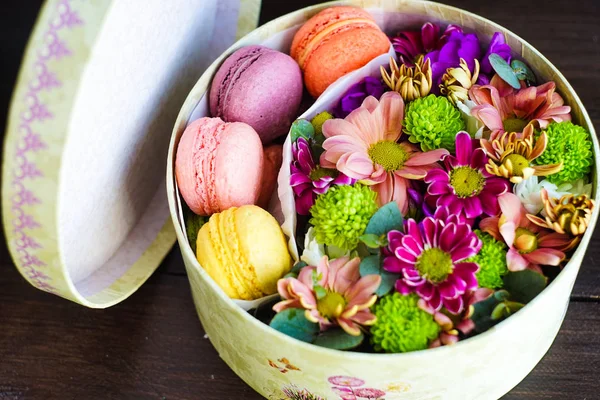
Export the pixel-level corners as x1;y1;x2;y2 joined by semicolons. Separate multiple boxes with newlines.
291;137;354;215
424;132;510;219
384;211;482;314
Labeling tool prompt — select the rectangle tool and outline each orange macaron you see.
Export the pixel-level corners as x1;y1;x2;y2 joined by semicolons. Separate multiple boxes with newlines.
291;6;391;98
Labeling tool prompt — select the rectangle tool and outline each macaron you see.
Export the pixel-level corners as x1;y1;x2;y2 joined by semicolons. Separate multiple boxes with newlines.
291;6;391;98
196;205;293;300
257;144;284;209
176;117;263;216
209;45;303;144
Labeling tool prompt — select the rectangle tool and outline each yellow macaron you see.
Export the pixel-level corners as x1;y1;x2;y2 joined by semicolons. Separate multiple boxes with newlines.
196;205;292;300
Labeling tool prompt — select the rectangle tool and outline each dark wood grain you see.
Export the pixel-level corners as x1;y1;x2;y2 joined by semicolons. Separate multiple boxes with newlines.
1;0;599;399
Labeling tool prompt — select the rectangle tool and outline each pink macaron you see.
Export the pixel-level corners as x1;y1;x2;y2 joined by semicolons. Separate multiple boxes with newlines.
176;117;264;216
209;45;303;144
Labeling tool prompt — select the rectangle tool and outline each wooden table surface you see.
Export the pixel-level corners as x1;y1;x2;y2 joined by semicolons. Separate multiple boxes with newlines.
1;0;599;399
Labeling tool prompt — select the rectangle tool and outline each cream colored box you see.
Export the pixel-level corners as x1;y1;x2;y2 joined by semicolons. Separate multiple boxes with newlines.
166;1;599;399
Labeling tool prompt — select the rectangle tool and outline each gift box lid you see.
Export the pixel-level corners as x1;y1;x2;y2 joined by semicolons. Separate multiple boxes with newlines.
1;0;261;308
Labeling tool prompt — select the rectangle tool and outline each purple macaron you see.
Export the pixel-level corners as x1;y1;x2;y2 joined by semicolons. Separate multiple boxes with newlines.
209;45;303;144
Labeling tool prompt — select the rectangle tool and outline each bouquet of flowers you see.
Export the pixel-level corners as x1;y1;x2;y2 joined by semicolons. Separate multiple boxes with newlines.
268;22;595;353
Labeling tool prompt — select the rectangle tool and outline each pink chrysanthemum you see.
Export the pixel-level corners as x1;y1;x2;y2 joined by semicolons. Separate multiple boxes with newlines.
384;211;482;314
320;92;448;214
480;193;573;272
274;257;381;336
291;137;354;215
425;131;510;219
469;75;571;137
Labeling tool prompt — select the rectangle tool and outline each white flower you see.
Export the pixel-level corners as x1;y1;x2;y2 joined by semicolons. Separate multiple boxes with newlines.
300;227;350;266
300;227;325;266
456;99;484;139
514;176;569;215
557;179;593;198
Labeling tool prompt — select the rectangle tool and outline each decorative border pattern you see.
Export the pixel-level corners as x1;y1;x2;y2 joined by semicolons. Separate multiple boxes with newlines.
10;0;82;293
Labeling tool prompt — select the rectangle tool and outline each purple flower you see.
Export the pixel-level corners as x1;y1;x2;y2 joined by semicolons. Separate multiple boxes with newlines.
425;31;482;92
384;209;482;314
290;137;354;215
334;76;386;118
424;132;510;220
392;23;463;66
480;32;512;77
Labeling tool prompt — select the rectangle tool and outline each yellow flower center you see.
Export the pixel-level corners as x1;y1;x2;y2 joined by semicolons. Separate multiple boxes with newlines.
449;166;485;198
368;141;409;172
504;154;530;176
317;291;346;319
514;227;538;254
309;166;337;181
415;248;453;283
503;118;528;133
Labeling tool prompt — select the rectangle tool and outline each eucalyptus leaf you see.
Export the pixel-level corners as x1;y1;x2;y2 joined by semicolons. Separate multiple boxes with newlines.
365;201;404;237
511;60;536;85
313;329;364;350
284;261;308;278
360;254;398;296
269;308;319;343
503;270;547;304
290;119;315;142
489;53;521;89
471;292;504;332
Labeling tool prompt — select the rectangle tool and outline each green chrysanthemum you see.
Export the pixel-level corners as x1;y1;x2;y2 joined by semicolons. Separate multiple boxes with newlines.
403;94;465;152
311;111;334;136
467;230;508;289
309;183;378;251
534;121;594;185
185;212;207;253
371;293;440;353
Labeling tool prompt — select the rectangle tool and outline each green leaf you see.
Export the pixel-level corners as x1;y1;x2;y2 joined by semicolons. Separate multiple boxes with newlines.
491;302;508;320
471;291;503;332
290;119;315;142
503;270;547;304
269;308;319;343
489;53;521;89
365;201;404;237
185;210;207;254
314;285;327;300
284;261;307;278
511;60;536;85
313;329;364;350
358;233;386;249
360;254;398;296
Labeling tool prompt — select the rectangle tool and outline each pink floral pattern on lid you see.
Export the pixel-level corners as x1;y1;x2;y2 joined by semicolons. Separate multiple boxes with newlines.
10;0;82;293
328;376;386;400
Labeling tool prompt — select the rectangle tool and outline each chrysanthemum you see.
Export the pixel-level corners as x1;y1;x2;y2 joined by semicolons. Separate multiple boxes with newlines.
291;137;354;215
370;293;440;353
480;193;574;272
533;121;594;185
467;230;508;289
514;176;568;215
418;298;476;347
309;184;378;251
469;75;571;136
528;189;595;238
481;125;562;184
392;22;461;66
273;256;381;336
425;132;510;219
320;92;448;214
403;94;465;152
383;212;482;314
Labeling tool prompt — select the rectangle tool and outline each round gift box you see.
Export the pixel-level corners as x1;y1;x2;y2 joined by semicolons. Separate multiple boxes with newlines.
166;1;600;399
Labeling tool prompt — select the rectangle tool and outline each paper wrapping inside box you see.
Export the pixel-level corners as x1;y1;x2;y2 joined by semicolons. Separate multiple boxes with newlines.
2;0;261;308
